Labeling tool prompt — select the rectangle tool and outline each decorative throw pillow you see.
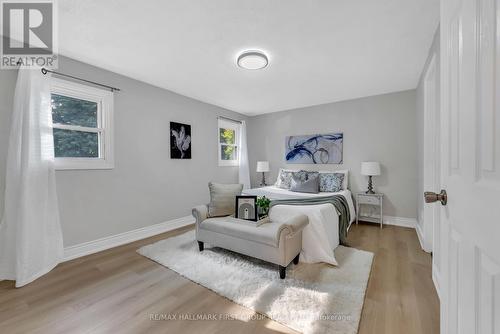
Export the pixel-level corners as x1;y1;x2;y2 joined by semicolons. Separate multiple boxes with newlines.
208;182;243;217
319;173;344;192
290;173;320;193
292;170;309;183
304;170;319;181
275;169;294;189
321;170;348;190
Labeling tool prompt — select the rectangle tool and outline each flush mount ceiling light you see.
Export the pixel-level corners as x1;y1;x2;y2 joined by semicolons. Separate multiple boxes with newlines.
237;50;269;70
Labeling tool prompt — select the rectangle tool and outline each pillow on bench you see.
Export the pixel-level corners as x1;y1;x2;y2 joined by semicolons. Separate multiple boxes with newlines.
208;182;243;217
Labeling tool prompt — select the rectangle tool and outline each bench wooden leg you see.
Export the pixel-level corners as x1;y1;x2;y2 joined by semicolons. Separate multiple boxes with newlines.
197;241;204;252
293;253;300;265
279;265;286;279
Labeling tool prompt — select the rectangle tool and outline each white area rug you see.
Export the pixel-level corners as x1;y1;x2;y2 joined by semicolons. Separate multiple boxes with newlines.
138;230;373;334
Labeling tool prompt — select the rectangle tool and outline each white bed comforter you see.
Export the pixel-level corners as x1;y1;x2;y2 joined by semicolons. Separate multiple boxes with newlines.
243;186;356;265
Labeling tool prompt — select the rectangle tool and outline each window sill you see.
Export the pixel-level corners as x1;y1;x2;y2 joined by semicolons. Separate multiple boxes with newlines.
218;161;239;167
54;158;114;170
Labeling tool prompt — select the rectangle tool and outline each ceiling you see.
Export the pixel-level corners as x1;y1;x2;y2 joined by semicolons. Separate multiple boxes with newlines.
58;0;439;116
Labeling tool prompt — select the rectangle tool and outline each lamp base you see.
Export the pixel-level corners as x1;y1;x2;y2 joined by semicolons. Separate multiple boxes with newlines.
365;175;375;194
260;172;267;187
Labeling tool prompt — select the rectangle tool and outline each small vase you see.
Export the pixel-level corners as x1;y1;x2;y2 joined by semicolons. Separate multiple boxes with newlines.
258;206;269;219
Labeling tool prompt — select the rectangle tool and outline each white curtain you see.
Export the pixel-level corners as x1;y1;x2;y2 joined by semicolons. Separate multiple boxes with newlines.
238;120;251;189
0;67;63;287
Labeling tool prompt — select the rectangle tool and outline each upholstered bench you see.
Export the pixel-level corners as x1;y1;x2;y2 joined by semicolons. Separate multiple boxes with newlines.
192;205;308;279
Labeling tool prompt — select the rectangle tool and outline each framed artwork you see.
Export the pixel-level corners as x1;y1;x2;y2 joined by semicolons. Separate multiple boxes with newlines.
170;122;191;159
235;196;257;221
285;133;343;164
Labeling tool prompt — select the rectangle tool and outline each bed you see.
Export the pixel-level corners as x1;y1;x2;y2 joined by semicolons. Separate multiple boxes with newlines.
243;185;356;266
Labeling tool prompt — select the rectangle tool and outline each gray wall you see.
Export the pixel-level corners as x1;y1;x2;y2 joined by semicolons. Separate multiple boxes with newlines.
0;56;421;247
246;90;418;219
0;57;246;247
416;28;440;228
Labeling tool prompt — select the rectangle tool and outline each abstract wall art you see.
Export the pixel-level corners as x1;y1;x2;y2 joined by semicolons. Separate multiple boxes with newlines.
285;133;343;164
170;122;191;159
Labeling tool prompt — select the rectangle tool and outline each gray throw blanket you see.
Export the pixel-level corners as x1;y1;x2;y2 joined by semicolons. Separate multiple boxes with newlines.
269;194;351;245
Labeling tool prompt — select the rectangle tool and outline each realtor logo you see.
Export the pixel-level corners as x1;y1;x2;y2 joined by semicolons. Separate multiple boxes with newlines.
1;0;57;68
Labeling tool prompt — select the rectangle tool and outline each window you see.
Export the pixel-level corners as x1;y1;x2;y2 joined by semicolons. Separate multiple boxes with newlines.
218;119;240;166
51;78;114;170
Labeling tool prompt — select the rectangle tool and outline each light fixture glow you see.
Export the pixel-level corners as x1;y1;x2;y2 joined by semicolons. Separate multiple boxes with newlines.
237;51;268;70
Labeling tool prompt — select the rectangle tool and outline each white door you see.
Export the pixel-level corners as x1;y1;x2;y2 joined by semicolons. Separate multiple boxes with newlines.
436;0;500;333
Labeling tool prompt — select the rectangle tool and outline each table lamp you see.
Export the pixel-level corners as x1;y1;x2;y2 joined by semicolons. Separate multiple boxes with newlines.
256;161;270;186
361;162;381;194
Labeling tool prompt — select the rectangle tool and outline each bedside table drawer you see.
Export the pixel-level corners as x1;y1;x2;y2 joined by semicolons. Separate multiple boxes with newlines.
358;195;380;205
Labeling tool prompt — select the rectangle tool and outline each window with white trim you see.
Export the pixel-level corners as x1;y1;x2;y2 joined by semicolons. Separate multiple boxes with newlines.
51;78;114;170
218;119;240;166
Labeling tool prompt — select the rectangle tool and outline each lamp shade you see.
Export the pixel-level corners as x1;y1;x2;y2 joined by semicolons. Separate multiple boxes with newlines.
256;161;270;173
361;162;381;176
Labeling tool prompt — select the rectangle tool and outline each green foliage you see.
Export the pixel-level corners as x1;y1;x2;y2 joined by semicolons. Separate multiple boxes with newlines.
53;129;98;158
219;128;237;160
220;145;237;160
219;128;235;144
51;94;97;127
51;94;99;158
256;196;271;211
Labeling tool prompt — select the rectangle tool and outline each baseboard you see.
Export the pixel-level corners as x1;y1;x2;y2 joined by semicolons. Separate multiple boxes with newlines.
432;264;441;300
383;216;417;228
415;221;428;251
63;215;195;262
415;218;434;253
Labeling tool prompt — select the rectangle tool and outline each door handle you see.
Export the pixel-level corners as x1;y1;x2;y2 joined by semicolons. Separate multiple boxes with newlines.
424;190;447;206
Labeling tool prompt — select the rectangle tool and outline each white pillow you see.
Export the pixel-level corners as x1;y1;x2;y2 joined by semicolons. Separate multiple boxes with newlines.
319;170;349;190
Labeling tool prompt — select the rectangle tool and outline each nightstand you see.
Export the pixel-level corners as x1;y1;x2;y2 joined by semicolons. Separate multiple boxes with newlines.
356;193;384;228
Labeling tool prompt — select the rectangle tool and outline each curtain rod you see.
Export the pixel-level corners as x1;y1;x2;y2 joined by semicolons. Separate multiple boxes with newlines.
41;68;121;92
218;115;242;124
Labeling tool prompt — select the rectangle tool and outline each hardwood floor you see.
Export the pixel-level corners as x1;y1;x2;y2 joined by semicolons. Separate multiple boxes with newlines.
0;223;439;334
351;223;440;334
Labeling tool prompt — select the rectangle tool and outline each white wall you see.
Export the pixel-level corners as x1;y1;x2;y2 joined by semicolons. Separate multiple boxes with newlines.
0;57;246;247
246;90;418;219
